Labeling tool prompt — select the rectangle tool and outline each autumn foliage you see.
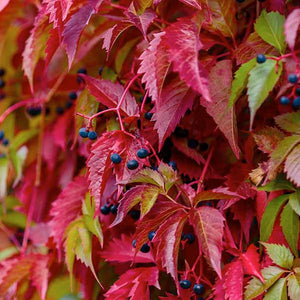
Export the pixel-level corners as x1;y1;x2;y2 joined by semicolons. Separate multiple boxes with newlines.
1;0;300;299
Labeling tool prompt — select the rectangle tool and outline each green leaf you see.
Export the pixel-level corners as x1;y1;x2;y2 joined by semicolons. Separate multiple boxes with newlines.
260;194;289;242
247;59;282;129
264;278;287;300
127;168;165;189
244;266;286;300
258;174;296;192
229;58;256;107
82;214;103;247
285;144;300;188
158;162;178;192
64;218;102;289
280;203;299;256
254;10;286;53
0;155;9;200
288;274;300;300
261;242;294;269
9;146;28;187
268;135;300;181
275;112;300;134
133;0;153;14
0;246;19;262
289;190;300;216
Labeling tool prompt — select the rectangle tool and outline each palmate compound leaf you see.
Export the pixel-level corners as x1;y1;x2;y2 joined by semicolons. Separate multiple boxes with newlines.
254;10;286;54
284;9;300;50
228;58;257;108
64;218;102;289
223;259;244;300
284;144;300;188
247;59;283;129
280;202;299;256
162;17;212;102
153;78;196;149
111;185;162;227
261;242;294;269
104;267;160;300
138;32;170;102
49;176;89;252
244;266;286;300
0;254;49;300
190;206;224;278
260;194;289;243
203;60;240;158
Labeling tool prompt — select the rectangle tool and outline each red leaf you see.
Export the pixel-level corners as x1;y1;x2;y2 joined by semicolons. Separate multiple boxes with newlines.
153;78;196;149
223;260;244;300
49;176;88;251
62;4;96;67
162;18;211;101
101;21;134;56
190;207;224;278
45;27;60;67
104;267;160;299
284;9;300;50
202;60;240;158
213;278;226;300
267;0;285;14
241;244;264;282
22;9;50;91
81;75;138;116
178;0;203;10
153;210;188;282
0;254;49;300
100;234;154;264
125;5;157;40
138;32;170;102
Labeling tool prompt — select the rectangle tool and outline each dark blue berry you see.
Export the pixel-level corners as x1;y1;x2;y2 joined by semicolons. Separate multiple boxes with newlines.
296;88;300;96
188;139;198;149
27;106;42;116
168;161;177;170
140;243;150;253
0;79;5;88
148;231;156;241
288;73;298;84
150;166;158;171
293;97;300;108
2;138;9;146
199;142;209;151
127;159;139;170
111;153;121;164
79;127;89;138
98;67;103;76
180;279;191;289
236;0;245;2
46;107;50;115
110;204;118;215
280;96;290;105
183;233;195;244
66;101;73;109
256;54;266;64
132;239;136;248
137;148;149;158
197;202;202;207
69;91;77;100
130;210;140;220
205;202;213;207
144;112;153;120
100;205;110;215
88;131;97;140
193;283;205;295
0;130;4;140
56;107;64;115
0;68;5;76
77;68;87;74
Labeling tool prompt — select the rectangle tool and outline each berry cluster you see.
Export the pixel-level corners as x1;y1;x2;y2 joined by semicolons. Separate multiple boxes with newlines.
79;127;98;140
132;230;156;253
56;91;77;115
180;280;205;297
100;203;118;215
0;129;9;147
256;54;300;109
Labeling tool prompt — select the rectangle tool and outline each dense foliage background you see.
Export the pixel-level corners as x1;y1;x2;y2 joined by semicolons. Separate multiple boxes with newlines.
0;0;300;299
